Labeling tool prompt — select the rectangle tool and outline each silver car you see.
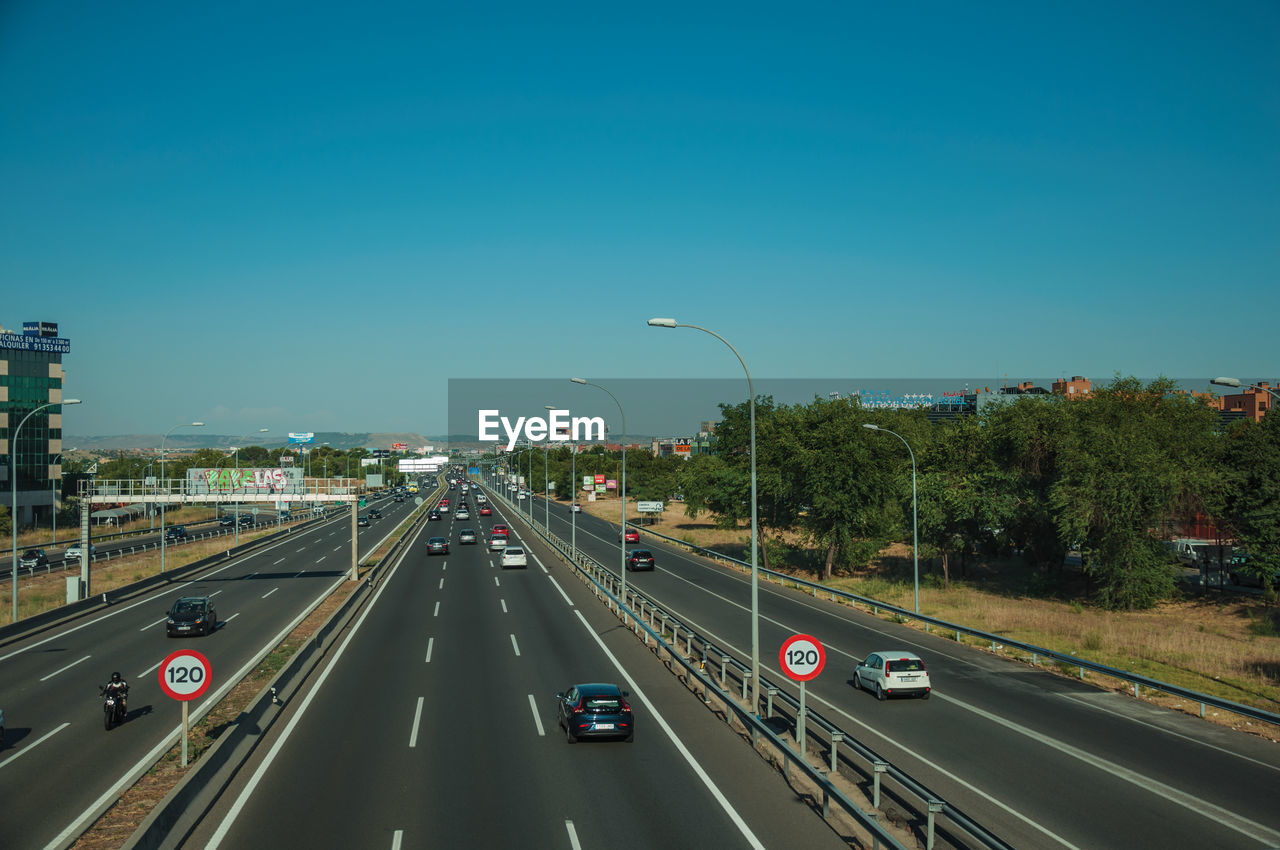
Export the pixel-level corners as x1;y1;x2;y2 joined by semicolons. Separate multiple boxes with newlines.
459;528;477;545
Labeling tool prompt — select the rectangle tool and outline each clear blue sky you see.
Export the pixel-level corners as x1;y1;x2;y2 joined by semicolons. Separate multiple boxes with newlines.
2;1;1276;437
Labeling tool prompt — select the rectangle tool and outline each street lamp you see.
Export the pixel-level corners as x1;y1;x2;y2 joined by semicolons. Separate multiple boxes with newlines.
571;378;629;615
51;446;76;545
160;421;204;573
231;428;269;545
544;405;558;530
648;317;762;711
12;399;81;622
1211;376;1280;403
863;423;919;614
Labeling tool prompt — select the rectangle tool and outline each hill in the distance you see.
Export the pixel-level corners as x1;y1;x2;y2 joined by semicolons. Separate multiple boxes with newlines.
65;432;445;452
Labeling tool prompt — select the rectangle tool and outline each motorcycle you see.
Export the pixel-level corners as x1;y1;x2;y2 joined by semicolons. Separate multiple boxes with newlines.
101;686;127;730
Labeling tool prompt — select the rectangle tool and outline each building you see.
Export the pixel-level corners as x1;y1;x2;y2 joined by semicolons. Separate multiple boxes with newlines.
1211;382;1275;423
1051;375;1092;397
1;321;72;527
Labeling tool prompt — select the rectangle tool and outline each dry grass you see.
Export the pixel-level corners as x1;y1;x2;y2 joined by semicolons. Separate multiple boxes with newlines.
12;507;220;551
564;496;1280;728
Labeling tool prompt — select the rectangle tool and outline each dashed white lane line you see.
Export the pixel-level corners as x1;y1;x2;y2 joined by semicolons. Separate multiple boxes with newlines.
494;576;500;587
510;634;521;657
40;654;91;682
391;829;404;850
527;694;544;737
565;820;581;850
224;613;240;623
141;617;167;631
333;546;342;552
425;638;434;663
296;547;306;553
500;599;508;614
408;696;424;748
274;557;286;566
314;556;325;564
138;657;164;678
439;578;445;590
0;722;70;771
262;587;279;599
294;570;306;578
433;601;440;617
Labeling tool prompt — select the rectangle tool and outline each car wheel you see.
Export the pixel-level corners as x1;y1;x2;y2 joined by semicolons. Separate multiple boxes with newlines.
876;682;886;701
624;729;634;743
853;672;861;691
920;690;930;700
565;724;577;744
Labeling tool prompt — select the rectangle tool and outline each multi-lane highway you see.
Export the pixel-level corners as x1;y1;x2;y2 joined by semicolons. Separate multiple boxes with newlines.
0;490;417;850
508;483;1280;849
187;485;847;850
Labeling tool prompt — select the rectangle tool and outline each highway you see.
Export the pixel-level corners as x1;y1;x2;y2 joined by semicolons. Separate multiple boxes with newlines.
508;483;1280;850
0;490;415;850
188;486;847;850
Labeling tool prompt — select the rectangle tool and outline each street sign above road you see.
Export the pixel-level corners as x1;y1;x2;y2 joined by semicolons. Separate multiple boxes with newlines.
779;634;825;682
158;649;212;701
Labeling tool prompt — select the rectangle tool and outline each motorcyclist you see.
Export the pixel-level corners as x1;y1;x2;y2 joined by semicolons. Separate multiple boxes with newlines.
103;671;129;717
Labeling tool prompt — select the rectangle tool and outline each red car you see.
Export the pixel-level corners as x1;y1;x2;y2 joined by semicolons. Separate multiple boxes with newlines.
492;524;509;538
619;528;639;543
479;506;492;516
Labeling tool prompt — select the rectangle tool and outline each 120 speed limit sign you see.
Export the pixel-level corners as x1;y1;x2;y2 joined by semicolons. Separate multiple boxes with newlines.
779;634;826;682
157;649;212;701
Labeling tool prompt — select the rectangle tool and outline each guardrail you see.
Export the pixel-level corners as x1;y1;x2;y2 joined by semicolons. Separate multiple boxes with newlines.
629;521;1280;729
484;484;1003;850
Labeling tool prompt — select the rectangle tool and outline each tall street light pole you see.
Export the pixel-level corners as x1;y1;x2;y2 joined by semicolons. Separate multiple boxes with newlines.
160;421;204;573
863;423;919;613
51;446;76;545
648;317;762;711
571;378;628;614
12;399;82;623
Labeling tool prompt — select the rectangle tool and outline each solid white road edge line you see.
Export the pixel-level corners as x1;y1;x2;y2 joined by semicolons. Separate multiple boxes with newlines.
528;694;545;736
205;545;411;849
409;696;425;748
565;819;581;850
391;828;403;850
546;576;575;607
570;608;766;850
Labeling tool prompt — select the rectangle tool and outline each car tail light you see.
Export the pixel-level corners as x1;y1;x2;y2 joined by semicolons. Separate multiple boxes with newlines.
619;698;631;712
884;661;893;674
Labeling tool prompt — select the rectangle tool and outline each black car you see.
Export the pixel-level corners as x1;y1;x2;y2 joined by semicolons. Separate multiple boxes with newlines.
626;549;655;571
357;515;371;527
164;525;188;541
218;516;236;528
369;508;382;519
238;514;255;527
426;537;449;555
556;683;634;743
394;495;405;502
429;509;442;521
19;549;49;569
166;595;218;637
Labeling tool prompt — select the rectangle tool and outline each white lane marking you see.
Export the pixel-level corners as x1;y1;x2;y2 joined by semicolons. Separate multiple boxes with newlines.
442;561;447;571
547;576;574;608
297;547;306;553
140;617;167;631
565;820;581;850
273;558;286;566
500;599;508;614
294;570;306;578
209;590;223;597
205;548;415;849
433;601;440;617
570;609;766;850
0;722;70;771
224;613;240;623
439;578;445;590
262;587;279;599
391;830;403;850
490;560;495;568
494;576;500;587
409;696;425;748
425;638;434;663
527;550;550;574
314;556;325;564
40;654;91;682
247;571;260;578
333;546;342;552
138;658;164;678
510;634;521;657
527;694;544;737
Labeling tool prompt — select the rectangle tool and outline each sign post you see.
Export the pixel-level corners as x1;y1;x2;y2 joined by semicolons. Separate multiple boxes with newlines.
779;634;825;757
158;649;213;766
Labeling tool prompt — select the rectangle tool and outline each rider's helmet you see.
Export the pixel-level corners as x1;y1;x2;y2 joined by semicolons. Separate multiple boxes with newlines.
111;672;121;683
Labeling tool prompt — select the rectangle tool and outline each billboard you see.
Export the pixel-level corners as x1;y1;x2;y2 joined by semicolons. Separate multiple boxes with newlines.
288;433;315;444
393;442;407;451
594;474;606;485
637;501;664;513
360;457;380;467
606;479;617;490
583;475;593;487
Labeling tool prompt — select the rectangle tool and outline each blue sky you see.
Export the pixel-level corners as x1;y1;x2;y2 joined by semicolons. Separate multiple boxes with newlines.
2;1;1276;437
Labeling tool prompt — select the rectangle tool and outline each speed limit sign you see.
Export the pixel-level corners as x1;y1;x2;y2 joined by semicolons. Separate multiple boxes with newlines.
158;649;212;701
779;634;825;682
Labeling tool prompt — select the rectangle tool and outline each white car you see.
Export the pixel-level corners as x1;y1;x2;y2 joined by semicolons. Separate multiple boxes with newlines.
501;546;528;569
63;543;96;563
456;509;470;520
438;503;449;513
517;491;526;501
853;651;931;700
488;536;508;552
570;503;582;512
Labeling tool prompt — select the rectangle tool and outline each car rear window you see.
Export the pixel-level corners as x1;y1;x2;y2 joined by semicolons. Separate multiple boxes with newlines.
584;697;621;712
887;658;924;673
506;547;524;555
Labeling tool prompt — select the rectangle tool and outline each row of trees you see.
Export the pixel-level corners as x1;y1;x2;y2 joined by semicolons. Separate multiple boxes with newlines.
507;376;1279;610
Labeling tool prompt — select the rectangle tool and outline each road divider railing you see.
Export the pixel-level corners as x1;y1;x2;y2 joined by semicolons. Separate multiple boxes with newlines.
483;483;1006;850
124;479;446;850
625;519;1280;731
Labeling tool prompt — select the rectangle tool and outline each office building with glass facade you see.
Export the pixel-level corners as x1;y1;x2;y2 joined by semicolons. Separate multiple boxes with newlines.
1;321;71;527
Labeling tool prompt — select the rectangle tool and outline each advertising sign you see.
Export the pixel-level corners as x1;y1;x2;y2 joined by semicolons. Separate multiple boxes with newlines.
594;474;606;485
583;475;594;487
288;433;315;444
360;457;380;467
595;484;606;493
606;479;617;490
0;330;70;353
392;442;407;451
366;474;384;487
636;501;664;513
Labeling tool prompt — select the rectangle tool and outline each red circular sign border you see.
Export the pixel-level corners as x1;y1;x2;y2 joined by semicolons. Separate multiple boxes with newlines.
157;648;213;701
779;634;826;682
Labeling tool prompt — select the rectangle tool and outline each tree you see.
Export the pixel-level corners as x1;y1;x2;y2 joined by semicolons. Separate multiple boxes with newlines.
1219;409;1280;592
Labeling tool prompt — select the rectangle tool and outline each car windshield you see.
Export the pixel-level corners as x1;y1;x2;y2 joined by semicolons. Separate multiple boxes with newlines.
175;601;204;615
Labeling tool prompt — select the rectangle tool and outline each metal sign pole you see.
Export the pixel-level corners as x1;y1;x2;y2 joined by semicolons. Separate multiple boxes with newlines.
181;700;189;767
798;680;807;756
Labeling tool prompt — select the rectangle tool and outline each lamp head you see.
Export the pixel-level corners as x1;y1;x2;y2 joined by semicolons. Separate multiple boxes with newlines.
862;423;880;431
647;318;677;328
63;399;82;405
1210;377;1242;388
191;421;205;427
570;377;587;385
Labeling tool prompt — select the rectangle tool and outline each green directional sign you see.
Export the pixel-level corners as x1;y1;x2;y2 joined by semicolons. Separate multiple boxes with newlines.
359;498;366;507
